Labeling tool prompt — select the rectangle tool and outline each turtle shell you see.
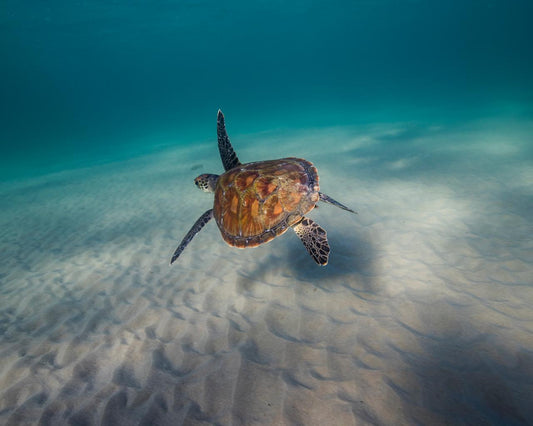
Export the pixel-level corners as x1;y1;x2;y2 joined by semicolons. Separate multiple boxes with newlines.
213;157;320;248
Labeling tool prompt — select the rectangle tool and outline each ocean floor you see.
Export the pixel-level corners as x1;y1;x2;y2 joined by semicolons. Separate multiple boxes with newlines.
1;117;532;425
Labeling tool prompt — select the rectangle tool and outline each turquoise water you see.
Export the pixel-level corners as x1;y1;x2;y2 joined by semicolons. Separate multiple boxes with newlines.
1;1;533;425
2;0;532;179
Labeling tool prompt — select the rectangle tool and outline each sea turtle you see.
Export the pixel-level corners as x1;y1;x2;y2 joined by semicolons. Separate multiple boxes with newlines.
170;110;356;266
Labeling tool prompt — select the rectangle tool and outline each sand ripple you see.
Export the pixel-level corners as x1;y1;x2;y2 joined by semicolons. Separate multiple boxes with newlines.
1;122;532;424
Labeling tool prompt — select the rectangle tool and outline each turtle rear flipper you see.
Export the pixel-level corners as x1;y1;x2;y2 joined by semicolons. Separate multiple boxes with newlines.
170;209;213;265
293;217;330;266
217;110;241;171
319;192;357;214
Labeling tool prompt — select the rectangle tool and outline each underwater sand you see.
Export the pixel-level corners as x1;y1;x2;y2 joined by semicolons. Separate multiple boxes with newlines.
1;118;532;425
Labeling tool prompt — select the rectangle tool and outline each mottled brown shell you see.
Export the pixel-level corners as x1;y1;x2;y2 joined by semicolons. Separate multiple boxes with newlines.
213;158;320;248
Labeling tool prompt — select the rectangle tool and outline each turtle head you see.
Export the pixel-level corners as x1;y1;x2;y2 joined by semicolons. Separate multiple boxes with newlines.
194;174;219;193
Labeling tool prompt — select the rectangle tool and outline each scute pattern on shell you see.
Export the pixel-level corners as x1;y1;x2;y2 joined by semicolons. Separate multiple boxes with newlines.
213;158;320;247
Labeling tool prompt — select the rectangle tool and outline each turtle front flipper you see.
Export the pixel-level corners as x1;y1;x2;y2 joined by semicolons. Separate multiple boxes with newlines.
319;192;357;214
217;110;241;171
170;209;213;265
293;217;330;266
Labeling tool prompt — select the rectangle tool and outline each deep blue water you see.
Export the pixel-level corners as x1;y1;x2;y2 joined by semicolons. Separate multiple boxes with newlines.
1;0;532;179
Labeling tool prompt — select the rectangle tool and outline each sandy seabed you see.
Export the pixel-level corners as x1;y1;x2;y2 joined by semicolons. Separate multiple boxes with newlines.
1;118;532;425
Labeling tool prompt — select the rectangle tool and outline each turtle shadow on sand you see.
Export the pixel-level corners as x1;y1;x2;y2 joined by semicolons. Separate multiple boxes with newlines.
236;221;380;295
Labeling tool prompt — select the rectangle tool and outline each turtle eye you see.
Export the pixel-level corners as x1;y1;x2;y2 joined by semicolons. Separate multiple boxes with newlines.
194;177;207;191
